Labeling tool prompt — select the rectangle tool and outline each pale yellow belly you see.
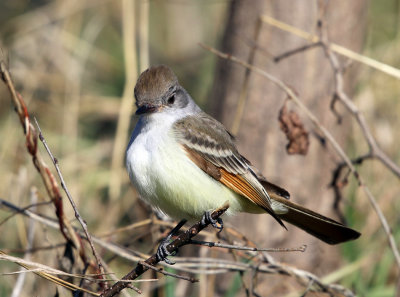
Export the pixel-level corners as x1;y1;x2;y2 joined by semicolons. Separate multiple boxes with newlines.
127;130;263;221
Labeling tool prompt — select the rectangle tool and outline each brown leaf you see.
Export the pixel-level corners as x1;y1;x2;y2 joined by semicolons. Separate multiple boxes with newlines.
279;104;309;155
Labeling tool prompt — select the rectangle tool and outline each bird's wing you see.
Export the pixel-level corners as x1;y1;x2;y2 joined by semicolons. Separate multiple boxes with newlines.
172;112;285;227
240;154;291;200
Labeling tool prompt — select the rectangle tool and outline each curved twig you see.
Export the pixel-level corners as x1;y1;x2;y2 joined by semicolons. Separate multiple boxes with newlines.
1;198;357;296
199;43;400;272
100;203;230;297
34;117;106;281
0;60;106;286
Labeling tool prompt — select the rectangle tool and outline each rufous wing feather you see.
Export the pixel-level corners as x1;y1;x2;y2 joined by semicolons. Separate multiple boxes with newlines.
183;145;285;227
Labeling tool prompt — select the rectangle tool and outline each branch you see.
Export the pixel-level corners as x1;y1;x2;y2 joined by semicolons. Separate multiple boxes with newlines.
189;239;307;253
0;250;100;296
317;18;400;268
273;41;322;62
10;188;38;297
0;61;79;249
1;199;357;296
259;15;400;79
138;261;198;283
34;117;106;281
100;203;229;297
0;60;106;287
317;24;400;179
199;43;400;272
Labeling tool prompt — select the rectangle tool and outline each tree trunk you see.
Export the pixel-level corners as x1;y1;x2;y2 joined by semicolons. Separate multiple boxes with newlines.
208;0;366;276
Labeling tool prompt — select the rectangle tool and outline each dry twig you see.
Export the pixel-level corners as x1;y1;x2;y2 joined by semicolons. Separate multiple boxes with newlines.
100;203;230;297
10;188;38;297
190;239;306;253
0;60;106;289
317;20;400;179
260;15;400;79
138;261;198;283
198;43;400;272
0;61;79;250
0;250;100;296
1;198;357;296
318;17;400;270
33;117;106;280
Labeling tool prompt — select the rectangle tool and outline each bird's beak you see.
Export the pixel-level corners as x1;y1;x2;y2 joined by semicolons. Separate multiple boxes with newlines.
135;103;158;115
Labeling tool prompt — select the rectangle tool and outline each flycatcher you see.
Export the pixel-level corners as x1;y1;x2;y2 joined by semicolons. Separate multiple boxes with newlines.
126;65;360;248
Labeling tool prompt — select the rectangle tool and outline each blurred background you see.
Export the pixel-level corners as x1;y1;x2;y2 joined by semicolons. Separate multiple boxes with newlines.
0;0;399;296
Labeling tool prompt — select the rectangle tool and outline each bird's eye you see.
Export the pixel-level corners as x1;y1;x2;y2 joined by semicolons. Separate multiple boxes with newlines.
167;94;175;105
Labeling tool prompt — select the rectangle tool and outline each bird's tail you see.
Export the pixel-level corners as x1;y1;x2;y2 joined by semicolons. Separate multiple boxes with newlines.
270;194;360;245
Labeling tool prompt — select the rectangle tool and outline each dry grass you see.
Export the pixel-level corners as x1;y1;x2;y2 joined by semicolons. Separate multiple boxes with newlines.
0;1;399;297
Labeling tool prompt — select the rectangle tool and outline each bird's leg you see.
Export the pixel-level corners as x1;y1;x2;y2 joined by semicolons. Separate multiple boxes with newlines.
201;211;223;232
156;219;187;265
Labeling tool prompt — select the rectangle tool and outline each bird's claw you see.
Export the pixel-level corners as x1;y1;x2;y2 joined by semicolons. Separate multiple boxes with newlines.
156;236;176;265
201;211;223;232
155;219;186;264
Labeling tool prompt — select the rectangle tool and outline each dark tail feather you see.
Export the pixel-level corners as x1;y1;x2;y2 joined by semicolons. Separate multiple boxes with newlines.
271;195;360;245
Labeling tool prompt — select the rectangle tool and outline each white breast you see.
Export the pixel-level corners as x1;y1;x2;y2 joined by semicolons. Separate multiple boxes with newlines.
126;112;264;221
126;113;174;206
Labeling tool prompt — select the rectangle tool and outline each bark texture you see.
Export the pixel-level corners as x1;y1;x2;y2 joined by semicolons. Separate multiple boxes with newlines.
208;0;366;275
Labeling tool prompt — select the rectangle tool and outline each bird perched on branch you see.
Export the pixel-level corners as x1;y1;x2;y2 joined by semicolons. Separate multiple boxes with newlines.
126;65;360;261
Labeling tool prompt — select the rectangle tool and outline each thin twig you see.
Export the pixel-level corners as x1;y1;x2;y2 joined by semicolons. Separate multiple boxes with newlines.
199;43;400;272
100;203;230;297
0;250;100;296
1;199;356;296
139;261;198;283
0;200;52;227
317;20;400;269
34;117;106;279
318;24;400;178
0;60;82;258
190;240;306;253
98;219;153;238
11;188;38;297
274;41;322;62
0;59;107;292
259;15;400;79
126;283;142;294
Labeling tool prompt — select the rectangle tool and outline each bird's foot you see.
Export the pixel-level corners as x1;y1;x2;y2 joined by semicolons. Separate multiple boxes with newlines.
156;237;175;265
201;211;223;232
156;219;187;264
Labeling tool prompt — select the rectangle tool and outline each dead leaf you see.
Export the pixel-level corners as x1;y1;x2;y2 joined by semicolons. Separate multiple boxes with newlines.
279;104;309;155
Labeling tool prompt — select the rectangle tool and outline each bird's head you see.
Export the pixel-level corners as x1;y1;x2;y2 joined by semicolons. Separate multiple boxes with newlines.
134;65;193;116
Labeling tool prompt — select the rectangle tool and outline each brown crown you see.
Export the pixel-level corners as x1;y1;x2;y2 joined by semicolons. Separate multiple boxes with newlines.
134;65;178;103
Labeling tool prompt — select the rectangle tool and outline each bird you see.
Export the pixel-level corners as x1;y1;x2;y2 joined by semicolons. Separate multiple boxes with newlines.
125;65;360;258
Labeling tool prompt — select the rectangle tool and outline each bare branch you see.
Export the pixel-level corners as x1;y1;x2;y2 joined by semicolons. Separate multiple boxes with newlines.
274;41;322;62
0;59;107;291
259;15;400;79
100;203;230;297
138;261;198;283
317;22;400;179
33;117;106;281
11;188;38;297
0;61;80;250
1;198;356;296
190;239;307;253
199;43;400;271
